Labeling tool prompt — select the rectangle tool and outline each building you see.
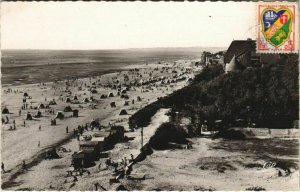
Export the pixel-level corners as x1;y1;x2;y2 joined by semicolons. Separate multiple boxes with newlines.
224;39;290;73
201;51;225;66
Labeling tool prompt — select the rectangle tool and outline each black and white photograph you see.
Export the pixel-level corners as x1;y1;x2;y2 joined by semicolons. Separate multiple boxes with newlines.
1;1;299;191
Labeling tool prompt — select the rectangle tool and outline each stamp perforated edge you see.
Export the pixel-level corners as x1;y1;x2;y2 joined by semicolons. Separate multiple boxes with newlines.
256;1;299;54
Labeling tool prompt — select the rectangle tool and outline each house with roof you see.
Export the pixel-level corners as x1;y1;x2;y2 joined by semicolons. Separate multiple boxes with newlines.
224;39;290;73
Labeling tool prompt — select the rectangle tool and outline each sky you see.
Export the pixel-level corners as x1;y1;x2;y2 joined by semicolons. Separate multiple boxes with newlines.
1;2;256;50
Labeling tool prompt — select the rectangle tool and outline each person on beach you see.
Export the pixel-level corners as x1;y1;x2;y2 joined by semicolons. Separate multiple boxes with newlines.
73;176;78;182
94;183;98;191
66;126;69;134
5;116;9;123
38;141;40;147
1;162;5;173
22;160;27;170
39;125;41;131
19;110;21;116
123;157;127;168
23;120;26;127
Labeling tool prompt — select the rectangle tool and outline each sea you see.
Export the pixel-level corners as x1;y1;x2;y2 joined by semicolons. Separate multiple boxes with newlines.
1;47;221;86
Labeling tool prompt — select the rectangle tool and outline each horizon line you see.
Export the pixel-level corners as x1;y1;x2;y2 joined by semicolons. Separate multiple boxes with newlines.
1;46;227;51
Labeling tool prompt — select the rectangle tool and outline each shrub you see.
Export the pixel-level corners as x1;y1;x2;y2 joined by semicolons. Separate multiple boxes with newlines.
149;123;188;149
213;129;246;140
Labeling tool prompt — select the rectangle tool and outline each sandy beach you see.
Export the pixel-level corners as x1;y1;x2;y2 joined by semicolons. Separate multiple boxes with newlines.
1;59;197;190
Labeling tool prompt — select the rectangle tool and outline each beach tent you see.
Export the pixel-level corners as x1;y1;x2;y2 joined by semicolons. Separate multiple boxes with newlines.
110;126;125;142
34;110;42;118
91;137;106;152
110;102;116;108
23;92;29;97
90;120;100;128
108;92;114;97
65;97;71;103
120;94;129;99
2;107;9;114
64;106;73;112
38;103;45;109
117;92;121;96
119;109;128;115
91;89;98;94
137;96;142;102
121;90;127;94
72;152;84;169
73;95;78;100
73;109;79;117
83;98;89;103
26;113;33;120
45;148;59;159
79;141;99;156
116;185;128;191
55;111;64;119
49;100;57;105
100;94;107;99
124;101;129;106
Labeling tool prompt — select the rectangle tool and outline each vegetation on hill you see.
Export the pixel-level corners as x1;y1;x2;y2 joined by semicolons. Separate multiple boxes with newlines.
129;54;299;129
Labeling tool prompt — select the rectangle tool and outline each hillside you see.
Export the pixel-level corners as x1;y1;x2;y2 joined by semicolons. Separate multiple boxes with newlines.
130;54;299;129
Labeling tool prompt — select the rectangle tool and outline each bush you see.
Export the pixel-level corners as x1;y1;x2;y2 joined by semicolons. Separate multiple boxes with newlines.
213;129;246;140
129;103;160;129
149;123;188;149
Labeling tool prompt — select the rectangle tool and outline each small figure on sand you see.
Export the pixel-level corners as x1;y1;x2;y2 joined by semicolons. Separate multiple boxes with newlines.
94;183;98;191
22;160;27;170
1;162;5;173
123;157;127;168
66;126;69;133
73;176;78;182
39;125;41;131
38;141;40;147
24;120;26;127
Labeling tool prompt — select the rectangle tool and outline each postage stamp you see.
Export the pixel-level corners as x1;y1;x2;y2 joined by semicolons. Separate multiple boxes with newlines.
1;2;299;191
257;2;298;53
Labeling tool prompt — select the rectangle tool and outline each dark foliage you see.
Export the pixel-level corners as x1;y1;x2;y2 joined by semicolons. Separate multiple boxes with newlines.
149;123;188;150
213;129;246;140
129;55;298;129
129;103;160;128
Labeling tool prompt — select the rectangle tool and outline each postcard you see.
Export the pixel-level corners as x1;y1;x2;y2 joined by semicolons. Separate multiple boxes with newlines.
1;1;299;191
